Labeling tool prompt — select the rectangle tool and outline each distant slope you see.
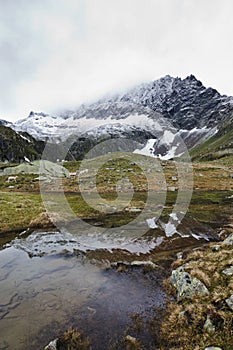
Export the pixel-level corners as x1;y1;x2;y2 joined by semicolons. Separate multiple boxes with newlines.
190;116;233;161
0;125;45;163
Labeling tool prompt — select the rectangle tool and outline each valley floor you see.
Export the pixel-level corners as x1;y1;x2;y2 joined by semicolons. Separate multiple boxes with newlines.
0;158;232;349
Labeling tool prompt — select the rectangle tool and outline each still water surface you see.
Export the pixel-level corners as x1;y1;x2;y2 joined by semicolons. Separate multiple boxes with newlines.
0;231;165;350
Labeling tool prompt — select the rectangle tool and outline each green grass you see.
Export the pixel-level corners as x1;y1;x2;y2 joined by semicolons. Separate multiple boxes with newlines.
191;122;233;162
0;192;44;232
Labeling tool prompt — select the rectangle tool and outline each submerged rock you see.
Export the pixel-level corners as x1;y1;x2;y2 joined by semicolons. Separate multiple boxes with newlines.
170;266;209;301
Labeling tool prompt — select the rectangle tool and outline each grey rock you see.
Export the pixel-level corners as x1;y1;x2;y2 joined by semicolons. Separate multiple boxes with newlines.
223;233;233;245
168;186;177;192
131;260;157;269
226;294;233;311
204;347;222;350
203;315;215;333
176;252;183;260
222;266;233;276
44;338;58;350
212;245;221;252
170;266;209;301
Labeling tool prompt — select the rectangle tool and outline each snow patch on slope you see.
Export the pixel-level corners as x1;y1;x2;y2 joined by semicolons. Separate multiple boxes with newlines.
161;130;175;144
133;139;157;157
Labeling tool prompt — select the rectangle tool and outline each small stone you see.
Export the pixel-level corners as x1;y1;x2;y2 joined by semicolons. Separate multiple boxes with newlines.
222;266;233;276
204;347;222;350
125;335;137;343
203;315;215;333
172;176;178;181
44;339;57;350
223;233;233;245
117;265;127;273
131;260;157;269
212;245;221;252
176;252;183;260
124;335;142;349
226;294;233;311
168;186;177;192
218;229;226;237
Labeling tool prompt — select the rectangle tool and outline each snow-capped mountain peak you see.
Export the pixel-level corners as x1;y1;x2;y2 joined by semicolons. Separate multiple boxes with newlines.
7;74;233;161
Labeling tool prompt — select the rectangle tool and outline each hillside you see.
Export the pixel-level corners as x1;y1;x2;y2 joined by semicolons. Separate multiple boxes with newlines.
191;116;233;162
0;125;44;163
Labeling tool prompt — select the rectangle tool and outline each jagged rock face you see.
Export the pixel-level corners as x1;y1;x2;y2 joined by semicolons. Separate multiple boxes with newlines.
11;74;233;140
0;125;44;163
118;75;233;129
5;74;233;161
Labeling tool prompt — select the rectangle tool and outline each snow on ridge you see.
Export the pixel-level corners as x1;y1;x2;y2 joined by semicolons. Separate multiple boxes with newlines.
18;133;31;143
11;111;165;141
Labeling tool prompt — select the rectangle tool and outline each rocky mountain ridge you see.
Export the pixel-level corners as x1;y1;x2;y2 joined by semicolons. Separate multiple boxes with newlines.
1;74;233;162
117;74;233;129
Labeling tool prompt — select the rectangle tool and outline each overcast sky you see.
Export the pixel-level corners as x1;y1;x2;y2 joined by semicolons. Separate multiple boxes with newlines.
1;0;233;121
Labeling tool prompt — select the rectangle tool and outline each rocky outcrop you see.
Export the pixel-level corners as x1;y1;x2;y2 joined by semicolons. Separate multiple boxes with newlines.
170;266;209;301
119;74;233;130
7;74;233;161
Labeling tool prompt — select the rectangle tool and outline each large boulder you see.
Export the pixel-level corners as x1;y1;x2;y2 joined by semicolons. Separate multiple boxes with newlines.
170;266;209;301
0;160;69;178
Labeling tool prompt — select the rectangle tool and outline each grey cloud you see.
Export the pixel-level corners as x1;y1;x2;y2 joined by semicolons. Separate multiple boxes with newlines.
0;0;233;121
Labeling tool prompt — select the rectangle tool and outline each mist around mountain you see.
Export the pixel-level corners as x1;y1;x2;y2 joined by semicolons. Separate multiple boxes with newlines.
1;74;233;163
